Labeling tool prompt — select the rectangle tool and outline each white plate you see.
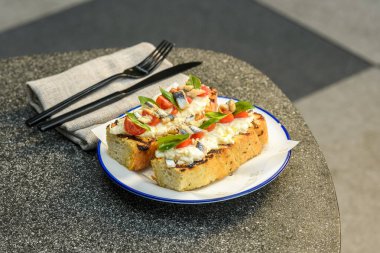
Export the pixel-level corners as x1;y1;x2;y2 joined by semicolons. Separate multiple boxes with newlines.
97;96;292;204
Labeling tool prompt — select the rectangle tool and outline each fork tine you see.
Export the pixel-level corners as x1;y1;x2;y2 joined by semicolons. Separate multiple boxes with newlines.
145;43;174;72
139;41;172;69
137;40;168;68
140;41;173;70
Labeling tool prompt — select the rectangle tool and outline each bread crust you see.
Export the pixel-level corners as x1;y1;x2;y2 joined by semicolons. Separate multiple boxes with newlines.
106;127;157;171
151;119;266;191
253;112;268;145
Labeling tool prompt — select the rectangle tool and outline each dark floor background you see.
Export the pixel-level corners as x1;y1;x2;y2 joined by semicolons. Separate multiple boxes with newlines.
0;0;370;100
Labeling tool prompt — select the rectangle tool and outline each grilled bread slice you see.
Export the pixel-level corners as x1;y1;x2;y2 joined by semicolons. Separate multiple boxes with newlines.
106;126;157;171
151;116;267;191
106;88;218;171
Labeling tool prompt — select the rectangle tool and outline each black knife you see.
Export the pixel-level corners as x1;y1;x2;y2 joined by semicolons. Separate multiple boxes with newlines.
38;61;202;131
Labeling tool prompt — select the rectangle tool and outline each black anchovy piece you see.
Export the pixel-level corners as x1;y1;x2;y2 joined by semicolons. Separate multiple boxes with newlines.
173;90;189;109
196;141;207;153
145;101;155;108
189;126;203;133
179;129;188;135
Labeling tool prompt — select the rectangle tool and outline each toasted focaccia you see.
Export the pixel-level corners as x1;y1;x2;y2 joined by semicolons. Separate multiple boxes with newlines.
151;116;268;191
106;126;157;171
106;86;218;171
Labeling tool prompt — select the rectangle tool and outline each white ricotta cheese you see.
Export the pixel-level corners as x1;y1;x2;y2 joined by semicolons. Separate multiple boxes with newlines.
155;145;205;165
156;116;254;165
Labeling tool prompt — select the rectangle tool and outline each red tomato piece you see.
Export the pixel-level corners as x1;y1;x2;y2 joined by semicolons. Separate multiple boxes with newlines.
156;95;173;109
234;111;249;118
206;123;216;132
219;113;234;124
198;85;210;97
176;138;192;149
191;132;205;139
186;96;192;103
142;110;160;126
170;107;178;115
149;117;160;126
124;117;146;135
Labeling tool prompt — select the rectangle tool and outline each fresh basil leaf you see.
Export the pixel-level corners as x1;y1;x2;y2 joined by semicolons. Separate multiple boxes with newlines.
157;134;189;144
138;96;157;106
186;74;202;89
157;142;178;151
126;113;151;131
199;112;228;129
233;101;254;115
160;88;178;109
157;134;189;151
205;112;227;119
199;118;219;129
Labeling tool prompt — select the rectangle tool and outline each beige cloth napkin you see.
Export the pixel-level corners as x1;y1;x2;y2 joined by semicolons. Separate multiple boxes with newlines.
26;42;188;150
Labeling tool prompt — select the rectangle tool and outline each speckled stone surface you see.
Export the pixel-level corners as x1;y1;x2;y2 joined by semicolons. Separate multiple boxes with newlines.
0;48;340;252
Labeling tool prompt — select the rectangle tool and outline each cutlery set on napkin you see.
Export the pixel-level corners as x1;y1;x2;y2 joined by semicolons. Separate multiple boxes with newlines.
25;40;201;150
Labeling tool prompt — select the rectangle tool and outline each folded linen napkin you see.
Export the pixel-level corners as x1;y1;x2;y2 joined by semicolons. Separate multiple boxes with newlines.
26;42;188;150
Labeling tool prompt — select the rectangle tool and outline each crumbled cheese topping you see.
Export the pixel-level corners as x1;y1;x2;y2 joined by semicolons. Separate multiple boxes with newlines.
109;96;210;138
155;146;205;165
206;116;254;146
155;115;254;166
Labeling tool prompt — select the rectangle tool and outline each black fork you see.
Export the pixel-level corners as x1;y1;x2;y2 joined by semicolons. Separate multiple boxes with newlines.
123;40;174;78
25;40;174;127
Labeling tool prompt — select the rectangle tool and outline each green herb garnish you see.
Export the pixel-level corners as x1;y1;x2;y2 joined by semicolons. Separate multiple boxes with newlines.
186;74;202;89
127;113;151;131
233;101;254;115
157;134;190;151
205;112;227;118
160;88;178;109
199;112;228;129
138;96;157;106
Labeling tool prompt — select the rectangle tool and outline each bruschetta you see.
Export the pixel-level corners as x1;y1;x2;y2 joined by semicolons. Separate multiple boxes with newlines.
151;100;268;191
106;75;218;171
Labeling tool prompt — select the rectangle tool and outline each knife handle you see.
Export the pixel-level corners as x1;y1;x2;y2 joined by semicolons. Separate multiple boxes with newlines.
38;91;127;131
25;73;123;127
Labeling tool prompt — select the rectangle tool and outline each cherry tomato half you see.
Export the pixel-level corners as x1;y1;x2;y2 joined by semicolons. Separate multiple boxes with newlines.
198;85;210;97
234;111;249;118
191;132;205;139
219;113;234;124
206;123;216;132
176;138;192;149
124;117;146;135
156;95;173;109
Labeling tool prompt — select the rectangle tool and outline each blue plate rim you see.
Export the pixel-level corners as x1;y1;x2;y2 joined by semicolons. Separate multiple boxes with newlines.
97;96;291;204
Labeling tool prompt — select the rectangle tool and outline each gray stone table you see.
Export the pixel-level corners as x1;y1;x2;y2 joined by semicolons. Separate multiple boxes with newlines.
0;48;340;252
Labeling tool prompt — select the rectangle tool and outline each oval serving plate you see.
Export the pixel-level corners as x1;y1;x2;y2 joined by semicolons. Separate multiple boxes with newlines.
97;96;291;204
